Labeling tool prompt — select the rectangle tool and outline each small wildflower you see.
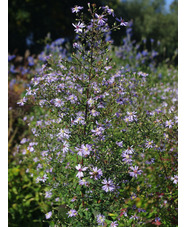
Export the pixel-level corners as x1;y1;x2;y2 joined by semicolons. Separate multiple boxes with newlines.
102;179;115;192
165;120;174;128
129;166;142;178
72;22;85;33
171;175;178;184
96;214;105;226
45;211;52;219
89;167;103;180
67;209;78;217
72;5;83;13
110;221;118;227
116;17;128;26
75;164;88;178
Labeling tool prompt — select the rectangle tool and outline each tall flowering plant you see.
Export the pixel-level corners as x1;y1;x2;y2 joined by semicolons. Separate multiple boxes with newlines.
18;4;177;226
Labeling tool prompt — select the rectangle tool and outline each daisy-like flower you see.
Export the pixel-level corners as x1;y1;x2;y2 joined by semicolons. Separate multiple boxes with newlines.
165;119;174;128
45;190;52;198
129;166;142;178
74;115;85;125
67;209;78;217
138;71;149;77
91;126;104;136
145;140;154;149
75;164;88;179
124;116;131;123
110;221;118;227
95;13;107;25
45;211;52;219
127;111;137;121
122;153;133;165
102;179;115;192
130;214;139;220
17;97;27;106
96;214;105;226
171;175;178;184
79;178;88;186
81;144;92;156
89;167;103;180
76;144;91;157
62;141;69;153
57;128;70;140
124;147;134;154
116;141;123;147
87;98;94;107
72;22;85;33
27;142;35;152
20;138;27;144
72;5;83;13
90;109;100;116
40;173;48;183
116;17;128;26
68;94;77;104
54;98;64;107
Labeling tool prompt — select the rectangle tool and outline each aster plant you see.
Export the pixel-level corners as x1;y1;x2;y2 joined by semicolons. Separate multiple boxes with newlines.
18;3;177;226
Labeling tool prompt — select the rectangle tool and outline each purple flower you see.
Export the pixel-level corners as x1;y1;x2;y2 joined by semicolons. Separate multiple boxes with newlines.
102;179;115;192
91;127;104;136
17;97;27;106
67;209;78;217
72;6;83;13
165;120;174;128
116;141;123;147
87;98;94;107
62;141;69;153
126;111;137;121
96;214;105;226
145;140;154;149
138;71;149;77
8;54;16;61
129;166;142;178
79;178;88;186
68;94;77;104
42;173;48;181
57;128;70;140
110;221;118;227
45;211;52;219
72;22;85;33
130;214;139;220
45;190;52;198
122;153;133;165
27;142;35;152
124;147;134;154
28;56;34;66
171;175;178;184
89;167;103;180
73;42;80;49
20;138;27;144
81;144;92;156
95;14;107;25
155;217;161;222
54;98;64;107
76;144;91;157
116;17;128;26
75;164;88;178
90;109;100;116
124;116;131;123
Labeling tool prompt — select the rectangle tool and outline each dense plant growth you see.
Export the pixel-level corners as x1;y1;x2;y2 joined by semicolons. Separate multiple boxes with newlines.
9;4;177;226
